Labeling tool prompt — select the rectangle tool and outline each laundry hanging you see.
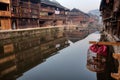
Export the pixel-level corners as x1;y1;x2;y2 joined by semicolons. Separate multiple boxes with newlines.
86;44;107;73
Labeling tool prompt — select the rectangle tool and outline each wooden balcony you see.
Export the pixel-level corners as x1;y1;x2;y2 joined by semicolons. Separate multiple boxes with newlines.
0;11;11;17
30;3;39;9
19;1;29;8
12;1;19;6
55;15;66;20
11;13;19;17
0;0;10;4
40;7;55;13
32;15;39;18
19;2;40;9
40;15;55;20
60;11;65;15
40;15;66;20
20;13;31;18
19;13;38;18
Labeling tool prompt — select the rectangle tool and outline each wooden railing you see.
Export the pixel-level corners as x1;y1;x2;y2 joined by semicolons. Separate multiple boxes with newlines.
12;1;18;6
19;2;40;9
19;1;29;8
11;13;19;17
40;7;55;13
0;11;11;17
20;13;31;18
40;15;55;19
40;15;66;20
55;15;66;20
30;3;39;9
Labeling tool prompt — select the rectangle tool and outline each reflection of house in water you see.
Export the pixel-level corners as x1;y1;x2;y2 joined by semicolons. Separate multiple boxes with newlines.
64;8;99;42
0;27;69;80
65;28;89;42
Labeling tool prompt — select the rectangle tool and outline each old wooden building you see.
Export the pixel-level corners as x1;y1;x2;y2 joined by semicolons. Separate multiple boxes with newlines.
100;0;120;79
100;0;120;39
0;0;69;30
68;8;90;25
0;0;11;30
0;0;40;30
40;0;69;27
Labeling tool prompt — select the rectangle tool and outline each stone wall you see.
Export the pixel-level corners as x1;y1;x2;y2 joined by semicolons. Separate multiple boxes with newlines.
0;26;69;79
0;26;65;53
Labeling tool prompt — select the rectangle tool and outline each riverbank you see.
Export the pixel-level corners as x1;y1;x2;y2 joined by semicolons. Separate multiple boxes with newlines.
0;26;69;79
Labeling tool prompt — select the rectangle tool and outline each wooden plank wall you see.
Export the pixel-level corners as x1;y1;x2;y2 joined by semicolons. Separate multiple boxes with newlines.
1;18;11;30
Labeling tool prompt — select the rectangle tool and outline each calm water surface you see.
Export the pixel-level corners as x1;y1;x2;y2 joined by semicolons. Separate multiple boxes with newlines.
17;32;100;80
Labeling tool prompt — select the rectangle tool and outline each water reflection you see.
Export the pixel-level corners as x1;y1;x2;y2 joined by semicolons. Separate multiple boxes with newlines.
17;31;100;80
0;36;69;80
0;31;116;80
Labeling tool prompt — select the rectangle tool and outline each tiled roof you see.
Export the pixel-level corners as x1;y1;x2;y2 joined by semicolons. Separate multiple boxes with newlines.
71;8;81;12
41;0;69;10
70;8;90;17
71;8;86;14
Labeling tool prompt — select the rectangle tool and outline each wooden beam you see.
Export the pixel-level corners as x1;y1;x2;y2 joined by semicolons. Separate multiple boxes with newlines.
113;53;120;60
89;41;120;46
0;0;10;4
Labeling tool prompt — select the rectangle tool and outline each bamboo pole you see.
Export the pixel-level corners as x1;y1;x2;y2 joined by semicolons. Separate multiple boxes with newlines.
89;41;120;46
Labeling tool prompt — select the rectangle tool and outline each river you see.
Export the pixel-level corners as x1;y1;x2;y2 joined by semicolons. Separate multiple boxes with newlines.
17;31;100;80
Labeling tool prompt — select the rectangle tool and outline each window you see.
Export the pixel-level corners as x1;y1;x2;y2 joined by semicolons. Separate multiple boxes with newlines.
12;7;17;13
0;3;9;11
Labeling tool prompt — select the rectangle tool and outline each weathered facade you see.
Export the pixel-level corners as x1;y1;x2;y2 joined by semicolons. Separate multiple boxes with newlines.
100;0;120;39
0;0;69;30
68;8;90;25
100;0;120;79
40;0;69;27
0;26;69;79
0;0;40;30
0;0;11;30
